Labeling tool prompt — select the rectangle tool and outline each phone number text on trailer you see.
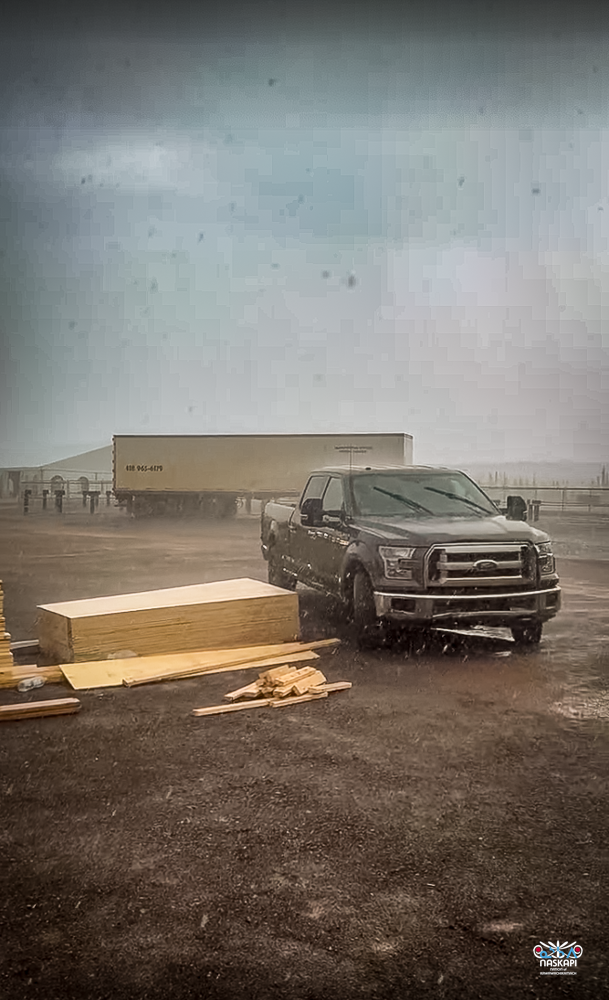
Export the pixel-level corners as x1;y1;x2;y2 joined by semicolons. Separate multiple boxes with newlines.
125;465;164;473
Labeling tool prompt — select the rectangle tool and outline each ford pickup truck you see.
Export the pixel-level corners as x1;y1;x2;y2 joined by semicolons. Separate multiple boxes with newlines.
260;466;561;645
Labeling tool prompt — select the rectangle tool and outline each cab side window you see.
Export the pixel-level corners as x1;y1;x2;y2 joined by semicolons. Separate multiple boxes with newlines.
300;475;328;507
321;476;344;515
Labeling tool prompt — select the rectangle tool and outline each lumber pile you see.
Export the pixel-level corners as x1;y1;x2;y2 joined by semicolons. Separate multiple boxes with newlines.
192;664;352;717
37;578;300;663
60;638;339;690
0;582;14;668
0;664;65;690
0;698;81;723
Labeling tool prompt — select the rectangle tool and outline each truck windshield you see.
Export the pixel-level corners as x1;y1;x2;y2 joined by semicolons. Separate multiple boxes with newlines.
350;472;498;519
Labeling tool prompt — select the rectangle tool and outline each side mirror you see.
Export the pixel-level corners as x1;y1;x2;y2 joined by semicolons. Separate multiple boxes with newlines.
506;495;528;521
322;509;344;528
301;496;322;526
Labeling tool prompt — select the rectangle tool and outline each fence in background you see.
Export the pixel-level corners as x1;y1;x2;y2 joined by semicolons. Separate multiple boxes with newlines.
482;485;609;517
19;481;114;515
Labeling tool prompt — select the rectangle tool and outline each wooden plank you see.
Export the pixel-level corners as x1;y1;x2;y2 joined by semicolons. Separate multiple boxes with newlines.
223;681;261;701
38;579;300;662
310;681;353;694
266;666;325;697
0;698;81;722
257;664;296;684
192;691;328;717
269;692;328;708
122;650;320;688
123;651;319;687
120;639;337;688
192;697;274;716
0;665;64;689
290;669;327;696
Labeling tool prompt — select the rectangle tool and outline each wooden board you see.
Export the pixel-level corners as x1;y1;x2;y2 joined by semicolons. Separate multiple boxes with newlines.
0;665;64;689
0;698;81;722
60;639;338;690
124;651;319;687
37;579;299;663
192;691;328;717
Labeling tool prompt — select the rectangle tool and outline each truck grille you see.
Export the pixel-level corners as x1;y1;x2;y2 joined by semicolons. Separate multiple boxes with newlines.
426;543;535;589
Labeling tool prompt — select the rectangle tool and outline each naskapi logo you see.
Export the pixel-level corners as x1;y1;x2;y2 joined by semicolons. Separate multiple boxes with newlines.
534;940;583;976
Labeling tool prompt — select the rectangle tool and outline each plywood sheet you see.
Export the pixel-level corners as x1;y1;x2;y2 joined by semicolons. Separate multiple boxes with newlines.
60;641;335;689
38;579;290;618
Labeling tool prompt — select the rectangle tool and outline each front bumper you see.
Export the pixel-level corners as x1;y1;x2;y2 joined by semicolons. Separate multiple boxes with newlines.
373;585;561;625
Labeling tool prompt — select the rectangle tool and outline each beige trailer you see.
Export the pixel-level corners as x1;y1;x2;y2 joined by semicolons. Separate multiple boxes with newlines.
113;433;413;517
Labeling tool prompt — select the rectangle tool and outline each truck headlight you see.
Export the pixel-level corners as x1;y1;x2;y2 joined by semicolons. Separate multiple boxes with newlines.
536;541;555;576
379;546;418;579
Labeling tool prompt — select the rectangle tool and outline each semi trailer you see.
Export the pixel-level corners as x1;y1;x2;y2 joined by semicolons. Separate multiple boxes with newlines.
113;434;413;517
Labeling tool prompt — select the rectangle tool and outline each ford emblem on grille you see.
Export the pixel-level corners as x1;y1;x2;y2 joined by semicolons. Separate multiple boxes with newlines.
474;559;498;572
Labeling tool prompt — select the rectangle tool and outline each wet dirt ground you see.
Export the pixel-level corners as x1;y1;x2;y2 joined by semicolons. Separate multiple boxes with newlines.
1;501;608;998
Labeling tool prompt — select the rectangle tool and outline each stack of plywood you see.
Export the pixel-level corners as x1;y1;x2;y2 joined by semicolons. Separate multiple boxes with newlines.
38;578;299;664
0;582;14;669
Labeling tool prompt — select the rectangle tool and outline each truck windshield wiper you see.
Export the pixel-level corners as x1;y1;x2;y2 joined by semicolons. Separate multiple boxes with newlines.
373;486;433;515
423;486;492;516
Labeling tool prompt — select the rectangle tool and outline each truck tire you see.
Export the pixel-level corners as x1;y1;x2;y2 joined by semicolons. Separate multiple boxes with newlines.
267;547;296;591
511;621;543;646
352;569;380;646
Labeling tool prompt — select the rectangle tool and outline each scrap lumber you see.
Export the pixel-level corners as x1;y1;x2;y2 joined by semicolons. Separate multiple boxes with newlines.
310;681;353;694
265;667;327;698
192;691;328;717
0;664;65;690
224;681;262;701
61;640;335;690
0;698;81;722
269;692;328;708
37;578;300;663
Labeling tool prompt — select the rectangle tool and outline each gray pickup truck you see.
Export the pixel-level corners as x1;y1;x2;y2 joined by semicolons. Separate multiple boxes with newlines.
261;466;561;645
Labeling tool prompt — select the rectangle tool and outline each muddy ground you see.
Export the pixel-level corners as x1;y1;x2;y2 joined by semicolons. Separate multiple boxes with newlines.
0;500;608;999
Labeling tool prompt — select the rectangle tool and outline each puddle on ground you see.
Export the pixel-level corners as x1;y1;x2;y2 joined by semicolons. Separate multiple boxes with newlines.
552;691;609;720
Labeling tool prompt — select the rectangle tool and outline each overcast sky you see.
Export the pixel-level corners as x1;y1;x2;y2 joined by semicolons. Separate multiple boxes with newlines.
1;0;608;467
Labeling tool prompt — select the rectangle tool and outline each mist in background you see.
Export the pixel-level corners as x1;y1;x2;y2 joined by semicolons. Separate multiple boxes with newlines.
1;0;608;467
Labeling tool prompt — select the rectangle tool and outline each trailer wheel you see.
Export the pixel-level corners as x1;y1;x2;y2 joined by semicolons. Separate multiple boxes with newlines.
267;546;296;590
511;621;543;646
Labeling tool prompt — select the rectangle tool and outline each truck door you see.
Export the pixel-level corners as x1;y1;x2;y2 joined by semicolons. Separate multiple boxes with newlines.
313;476;351;593
289;474;329;584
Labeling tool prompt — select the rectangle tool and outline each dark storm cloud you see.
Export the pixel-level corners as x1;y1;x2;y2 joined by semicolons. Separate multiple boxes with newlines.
1;0;609;466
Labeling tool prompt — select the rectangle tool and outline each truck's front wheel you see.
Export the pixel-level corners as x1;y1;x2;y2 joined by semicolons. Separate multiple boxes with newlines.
267;547;296;591
511;621;543;646
352;570;381;647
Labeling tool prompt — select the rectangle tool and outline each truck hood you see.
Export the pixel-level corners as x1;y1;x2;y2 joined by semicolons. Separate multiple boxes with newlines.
355;514;550;546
